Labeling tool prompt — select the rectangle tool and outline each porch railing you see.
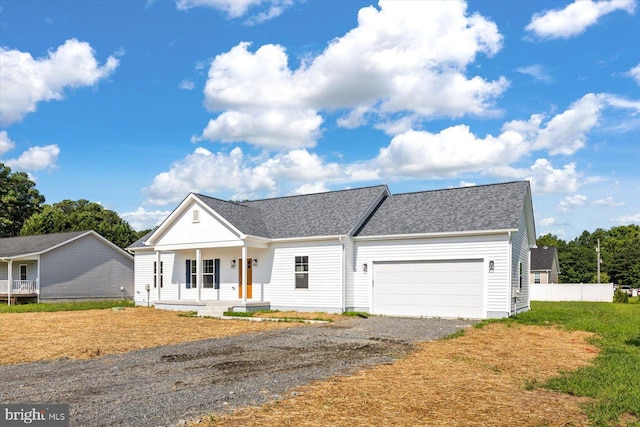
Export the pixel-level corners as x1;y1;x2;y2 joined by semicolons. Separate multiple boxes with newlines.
0;280;39;294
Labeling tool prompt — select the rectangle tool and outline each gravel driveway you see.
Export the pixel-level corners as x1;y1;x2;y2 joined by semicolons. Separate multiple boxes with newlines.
1;316;475;426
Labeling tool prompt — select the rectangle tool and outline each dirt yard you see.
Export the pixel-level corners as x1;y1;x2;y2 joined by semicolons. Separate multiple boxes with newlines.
196;323;598;427
0;307;322;365
0;308;599;426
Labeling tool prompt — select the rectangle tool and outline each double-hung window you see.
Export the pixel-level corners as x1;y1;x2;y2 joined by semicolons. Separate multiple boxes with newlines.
154;261;163;288
295;256;309;289
186;259;220;289
534;272;541;284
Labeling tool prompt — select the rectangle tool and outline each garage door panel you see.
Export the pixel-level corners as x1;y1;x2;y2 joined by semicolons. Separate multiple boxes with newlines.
372;260;483;318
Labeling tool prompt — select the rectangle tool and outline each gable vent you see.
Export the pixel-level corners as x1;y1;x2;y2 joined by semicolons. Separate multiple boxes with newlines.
192;209;200;223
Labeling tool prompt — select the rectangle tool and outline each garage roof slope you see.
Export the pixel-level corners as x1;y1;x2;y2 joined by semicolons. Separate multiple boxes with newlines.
355;181;531;237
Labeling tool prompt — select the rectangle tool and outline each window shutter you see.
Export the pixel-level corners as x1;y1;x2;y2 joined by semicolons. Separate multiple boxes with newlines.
214;259;220;290
186;259;191;289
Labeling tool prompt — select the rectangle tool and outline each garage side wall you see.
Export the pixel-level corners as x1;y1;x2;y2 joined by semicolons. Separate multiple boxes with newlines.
354;234;511;318
511;211;531;314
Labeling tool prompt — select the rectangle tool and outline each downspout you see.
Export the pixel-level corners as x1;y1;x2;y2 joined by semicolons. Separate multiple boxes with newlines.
340;237;346;313
507;231;514;316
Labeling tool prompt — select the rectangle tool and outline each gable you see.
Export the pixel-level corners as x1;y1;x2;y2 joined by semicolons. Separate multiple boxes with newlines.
152;199;241;248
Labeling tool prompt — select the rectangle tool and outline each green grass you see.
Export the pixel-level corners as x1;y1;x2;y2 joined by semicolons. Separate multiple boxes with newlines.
222;309;332;322
504;301;640;426
342;311;370;318
0;300;135;313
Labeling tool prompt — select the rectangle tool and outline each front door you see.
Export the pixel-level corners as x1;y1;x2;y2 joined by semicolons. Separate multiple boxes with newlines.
238;258;252;299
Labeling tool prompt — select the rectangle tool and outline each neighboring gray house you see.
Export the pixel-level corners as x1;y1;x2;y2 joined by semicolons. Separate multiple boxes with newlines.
0;231;134;303
129;181;536;319
530;246;560;284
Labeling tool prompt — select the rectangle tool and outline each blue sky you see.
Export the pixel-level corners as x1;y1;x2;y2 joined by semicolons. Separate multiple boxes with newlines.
1;0;638;239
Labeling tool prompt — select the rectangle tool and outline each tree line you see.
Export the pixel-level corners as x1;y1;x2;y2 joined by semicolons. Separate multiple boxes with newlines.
1;163;148;248
538;225;640;287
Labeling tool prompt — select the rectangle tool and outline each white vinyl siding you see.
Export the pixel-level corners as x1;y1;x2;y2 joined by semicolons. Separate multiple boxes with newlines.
155;201;241;247
265;241;343;312
355;234;510;318
511;210;531;313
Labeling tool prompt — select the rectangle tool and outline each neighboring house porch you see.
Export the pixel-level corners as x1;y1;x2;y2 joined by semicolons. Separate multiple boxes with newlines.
0;259;40;303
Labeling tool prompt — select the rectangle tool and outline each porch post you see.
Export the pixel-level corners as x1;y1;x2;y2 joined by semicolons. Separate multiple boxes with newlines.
37;255;41;303
241;244;247;303
7;260;12;306
196;248;202;302
156;251;161;302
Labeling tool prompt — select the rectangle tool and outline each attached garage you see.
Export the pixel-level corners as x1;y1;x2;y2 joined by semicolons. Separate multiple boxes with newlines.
372;259;484;318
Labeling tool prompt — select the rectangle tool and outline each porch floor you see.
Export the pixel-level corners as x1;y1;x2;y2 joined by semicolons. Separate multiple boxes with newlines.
154;299;270;317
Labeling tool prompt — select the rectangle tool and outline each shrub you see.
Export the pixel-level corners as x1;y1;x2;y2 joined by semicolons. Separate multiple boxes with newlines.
613;289;629;303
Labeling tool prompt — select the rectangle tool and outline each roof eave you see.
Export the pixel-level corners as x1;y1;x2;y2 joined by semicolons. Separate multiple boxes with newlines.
353;228;518;241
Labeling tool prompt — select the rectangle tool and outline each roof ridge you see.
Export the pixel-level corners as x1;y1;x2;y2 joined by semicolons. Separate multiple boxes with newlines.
242;184;388;204
391;180;528;197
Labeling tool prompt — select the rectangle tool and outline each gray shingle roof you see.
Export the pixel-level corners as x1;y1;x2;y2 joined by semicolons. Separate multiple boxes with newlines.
126;230;155;250
195;185;388;239
242;185;388;239
530;246;557;270
355;181;530;236
0;231;89;258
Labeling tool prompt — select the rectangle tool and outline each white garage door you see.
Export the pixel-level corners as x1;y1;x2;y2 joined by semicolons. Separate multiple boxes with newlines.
372;259;484;318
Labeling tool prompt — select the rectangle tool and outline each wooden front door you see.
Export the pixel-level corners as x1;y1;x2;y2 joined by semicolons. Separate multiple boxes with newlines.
238;258;252;299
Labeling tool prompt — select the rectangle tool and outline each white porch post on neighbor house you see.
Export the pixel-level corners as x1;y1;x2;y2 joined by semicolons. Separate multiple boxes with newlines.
156;251;161;301
241;244;247;303
7;260;12;306
196;248;202;302
37;255;41;303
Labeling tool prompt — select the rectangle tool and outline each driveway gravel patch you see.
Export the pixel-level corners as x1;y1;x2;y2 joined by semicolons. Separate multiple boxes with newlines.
0;316;474;426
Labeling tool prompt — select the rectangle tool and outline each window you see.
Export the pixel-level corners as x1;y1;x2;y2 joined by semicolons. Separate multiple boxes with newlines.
203;259;214;288
534;272;541;284
295;256;309;289
192;209;200;223
154;261;163;288
519;262;523;290
19;265;27;281
186;259;220;289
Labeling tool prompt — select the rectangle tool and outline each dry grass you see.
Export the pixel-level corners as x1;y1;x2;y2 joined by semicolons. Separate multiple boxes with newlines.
254;311;343;322
196;323;598;427
0;307;301;365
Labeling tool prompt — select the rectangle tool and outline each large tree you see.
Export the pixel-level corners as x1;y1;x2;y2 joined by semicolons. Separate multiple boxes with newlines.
21;199;139;249
0;163;45;237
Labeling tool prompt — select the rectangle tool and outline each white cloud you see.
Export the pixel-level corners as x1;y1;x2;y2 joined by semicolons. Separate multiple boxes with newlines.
626;63;640;85
516;64;553;83
374;125;527;178
198;1;507;149
194;109;323;149
540;217;557;227
175;0;293;23
292;182;330;195
0;38;119;125
0;131;15;155
613;212;640;224
526;0;636;39
143;147;355;205
4;145;60;171
179;79;195;90
120;207;172;231
558;194;587;212
593;196;625;206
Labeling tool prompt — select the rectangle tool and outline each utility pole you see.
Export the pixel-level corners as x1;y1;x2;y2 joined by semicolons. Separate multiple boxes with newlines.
596;238;601;283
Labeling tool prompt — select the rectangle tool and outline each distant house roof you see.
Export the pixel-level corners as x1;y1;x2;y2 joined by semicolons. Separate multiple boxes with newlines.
530;246;558;271
355;181;531;236
0;231;133;259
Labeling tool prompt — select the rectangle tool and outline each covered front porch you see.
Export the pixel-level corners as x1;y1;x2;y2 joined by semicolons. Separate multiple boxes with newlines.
1;259;40;305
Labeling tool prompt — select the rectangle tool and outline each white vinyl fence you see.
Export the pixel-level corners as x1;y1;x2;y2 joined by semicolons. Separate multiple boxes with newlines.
531;283;613;302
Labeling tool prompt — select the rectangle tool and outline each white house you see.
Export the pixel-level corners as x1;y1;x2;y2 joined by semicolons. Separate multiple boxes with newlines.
128;181;536;319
